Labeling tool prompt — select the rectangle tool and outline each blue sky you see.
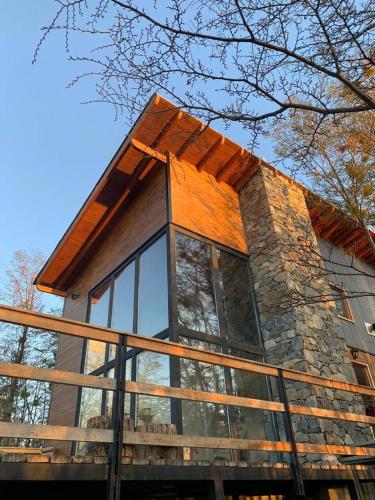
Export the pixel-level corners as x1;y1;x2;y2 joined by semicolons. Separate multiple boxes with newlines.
0;2;127;309
0;2;271;311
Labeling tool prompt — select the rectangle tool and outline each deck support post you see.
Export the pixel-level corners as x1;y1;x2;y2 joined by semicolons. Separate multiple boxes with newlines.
277;369;306;498
351;469;365;500
209;477;225;500
106;334;127;500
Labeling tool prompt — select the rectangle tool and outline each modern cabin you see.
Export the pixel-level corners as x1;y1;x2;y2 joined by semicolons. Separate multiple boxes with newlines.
0;94;374;499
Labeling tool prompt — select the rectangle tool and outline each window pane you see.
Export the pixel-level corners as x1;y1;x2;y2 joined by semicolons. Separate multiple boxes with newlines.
217;250;260;344
330;285;352;320
137;235;169;336
136;350;170;425
79;387;103;428
230;350;278;462
179;338;225;393
111;261;135;332
84;340;106;374
105;364;131;420
89;281;110;327
176;233;219;336
86;281;111;373
179;337;229;461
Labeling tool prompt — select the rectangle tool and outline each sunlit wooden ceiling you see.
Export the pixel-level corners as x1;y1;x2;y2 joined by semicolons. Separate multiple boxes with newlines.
35;94;374;296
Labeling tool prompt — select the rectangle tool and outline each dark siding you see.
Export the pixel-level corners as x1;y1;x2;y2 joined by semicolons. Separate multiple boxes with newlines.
318;238;375;354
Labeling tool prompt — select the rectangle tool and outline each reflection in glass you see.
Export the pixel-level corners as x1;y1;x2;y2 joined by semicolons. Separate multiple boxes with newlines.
176;233;219;336
217;250;259;344
79;387;102;428
230;350;277;461
84;340;106;374
138;235;169;336
86;281;111;373
111;261;135;332
105;365;131;419
179;338;229;461
89;281;110;327
136;350;170;425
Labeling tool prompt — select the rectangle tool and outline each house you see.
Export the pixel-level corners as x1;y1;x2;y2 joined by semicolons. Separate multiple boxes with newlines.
5;94;375;498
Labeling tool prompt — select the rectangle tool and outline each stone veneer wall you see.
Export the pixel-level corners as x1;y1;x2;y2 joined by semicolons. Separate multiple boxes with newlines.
239;166;370;459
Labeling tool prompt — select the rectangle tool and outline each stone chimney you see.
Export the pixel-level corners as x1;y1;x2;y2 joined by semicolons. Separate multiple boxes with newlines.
239;166;370;458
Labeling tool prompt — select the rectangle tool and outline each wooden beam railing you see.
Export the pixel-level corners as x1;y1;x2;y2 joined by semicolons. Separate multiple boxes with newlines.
0;303;374;461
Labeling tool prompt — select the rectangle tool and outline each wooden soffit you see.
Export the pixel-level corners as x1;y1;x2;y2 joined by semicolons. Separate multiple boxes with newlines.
35;94;262;295
35;94;374;296
306;193;375;266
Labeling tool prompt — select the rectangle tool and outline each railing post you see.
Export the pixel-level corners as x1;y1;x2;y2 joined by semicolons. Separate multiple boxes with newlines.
277;369;305;498
107;334;127;500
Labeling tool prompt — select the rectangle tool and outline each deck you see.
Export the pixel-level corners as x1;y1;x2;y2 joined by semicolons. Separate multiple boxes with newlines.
0;304;374;499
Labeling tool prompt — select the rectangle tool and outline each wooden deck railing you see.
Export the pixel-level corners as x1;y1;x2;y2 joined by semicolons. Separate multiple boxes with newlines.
0;304;375;498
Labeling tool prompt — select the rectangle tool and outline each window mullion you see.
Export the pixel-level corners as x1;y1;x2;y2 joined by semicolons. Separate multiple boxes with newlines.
211;245;227;342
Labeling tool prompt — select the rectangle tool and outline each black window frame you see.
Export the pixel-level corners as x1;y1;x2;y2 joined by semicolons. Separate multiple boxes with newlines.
76;223;274;454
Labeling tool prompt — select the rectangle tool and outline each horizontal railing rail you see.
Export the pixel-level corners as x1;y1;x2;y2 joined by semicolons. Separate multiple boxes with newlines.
0;304;374;468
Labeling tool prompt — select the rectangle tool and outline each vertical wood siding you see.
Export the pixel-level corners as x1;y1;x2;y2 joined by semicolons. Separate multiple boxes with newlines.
169;156;248;253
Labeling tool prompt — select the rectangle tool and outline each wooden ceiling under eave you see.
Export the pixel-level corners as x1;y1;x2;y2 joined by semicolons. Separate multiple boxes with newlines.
306;194;375;266
35;93;374;296
35;94;260;296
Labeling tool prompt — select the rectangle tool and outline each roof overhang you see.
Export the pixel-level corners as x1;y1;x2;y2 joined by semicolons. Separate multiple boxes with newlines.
35;94;374;296
35;94;261;295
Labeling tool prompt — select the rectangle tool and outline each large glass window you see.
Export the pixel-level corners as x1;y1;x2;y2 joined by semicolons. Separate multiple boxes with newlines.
138;235;169;336
180;337;230;461
89;281;111;327
229;349;277;461
84;233;169;377
176;233;219;336
111;261;135;332
78;227;270;461
85;281;111;373
136;350;171;426
79;233;169;433
217;249;260;344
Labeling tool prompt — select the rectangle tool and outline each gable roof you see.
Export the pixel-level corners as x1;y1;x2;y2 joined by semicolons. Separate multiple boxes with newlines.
35;94;375;296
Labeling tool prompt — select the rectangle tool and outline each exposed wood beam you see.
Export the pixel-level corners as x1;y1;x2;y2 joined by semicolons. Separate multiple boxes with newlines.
56;156;158;287
196;135;225;171
130;138;167;163
345;235;368;255
216;148;245;182
151;110;182;148
35;284;68;297
176;123;205;158
356;240;373;259
358;248;374;260
233;157;261;192
336;228;362;247
319;220;341;240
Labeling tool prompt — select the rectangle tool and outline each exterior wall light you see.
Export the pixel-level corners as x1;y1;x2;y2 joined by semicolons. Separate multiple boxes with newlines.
350;348;359;360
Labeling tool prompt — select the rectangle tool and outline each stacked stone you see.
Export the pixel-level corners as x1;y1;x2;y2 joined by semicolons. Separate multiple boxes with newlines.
239;166;371;462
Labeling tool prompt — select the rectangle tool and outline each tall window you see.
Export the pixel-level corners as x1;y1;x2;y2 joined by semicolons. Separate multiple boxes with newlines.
79;233;170;430
175;231;260;346
174;231;271;461
78;227;271;459
175;233;219;336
